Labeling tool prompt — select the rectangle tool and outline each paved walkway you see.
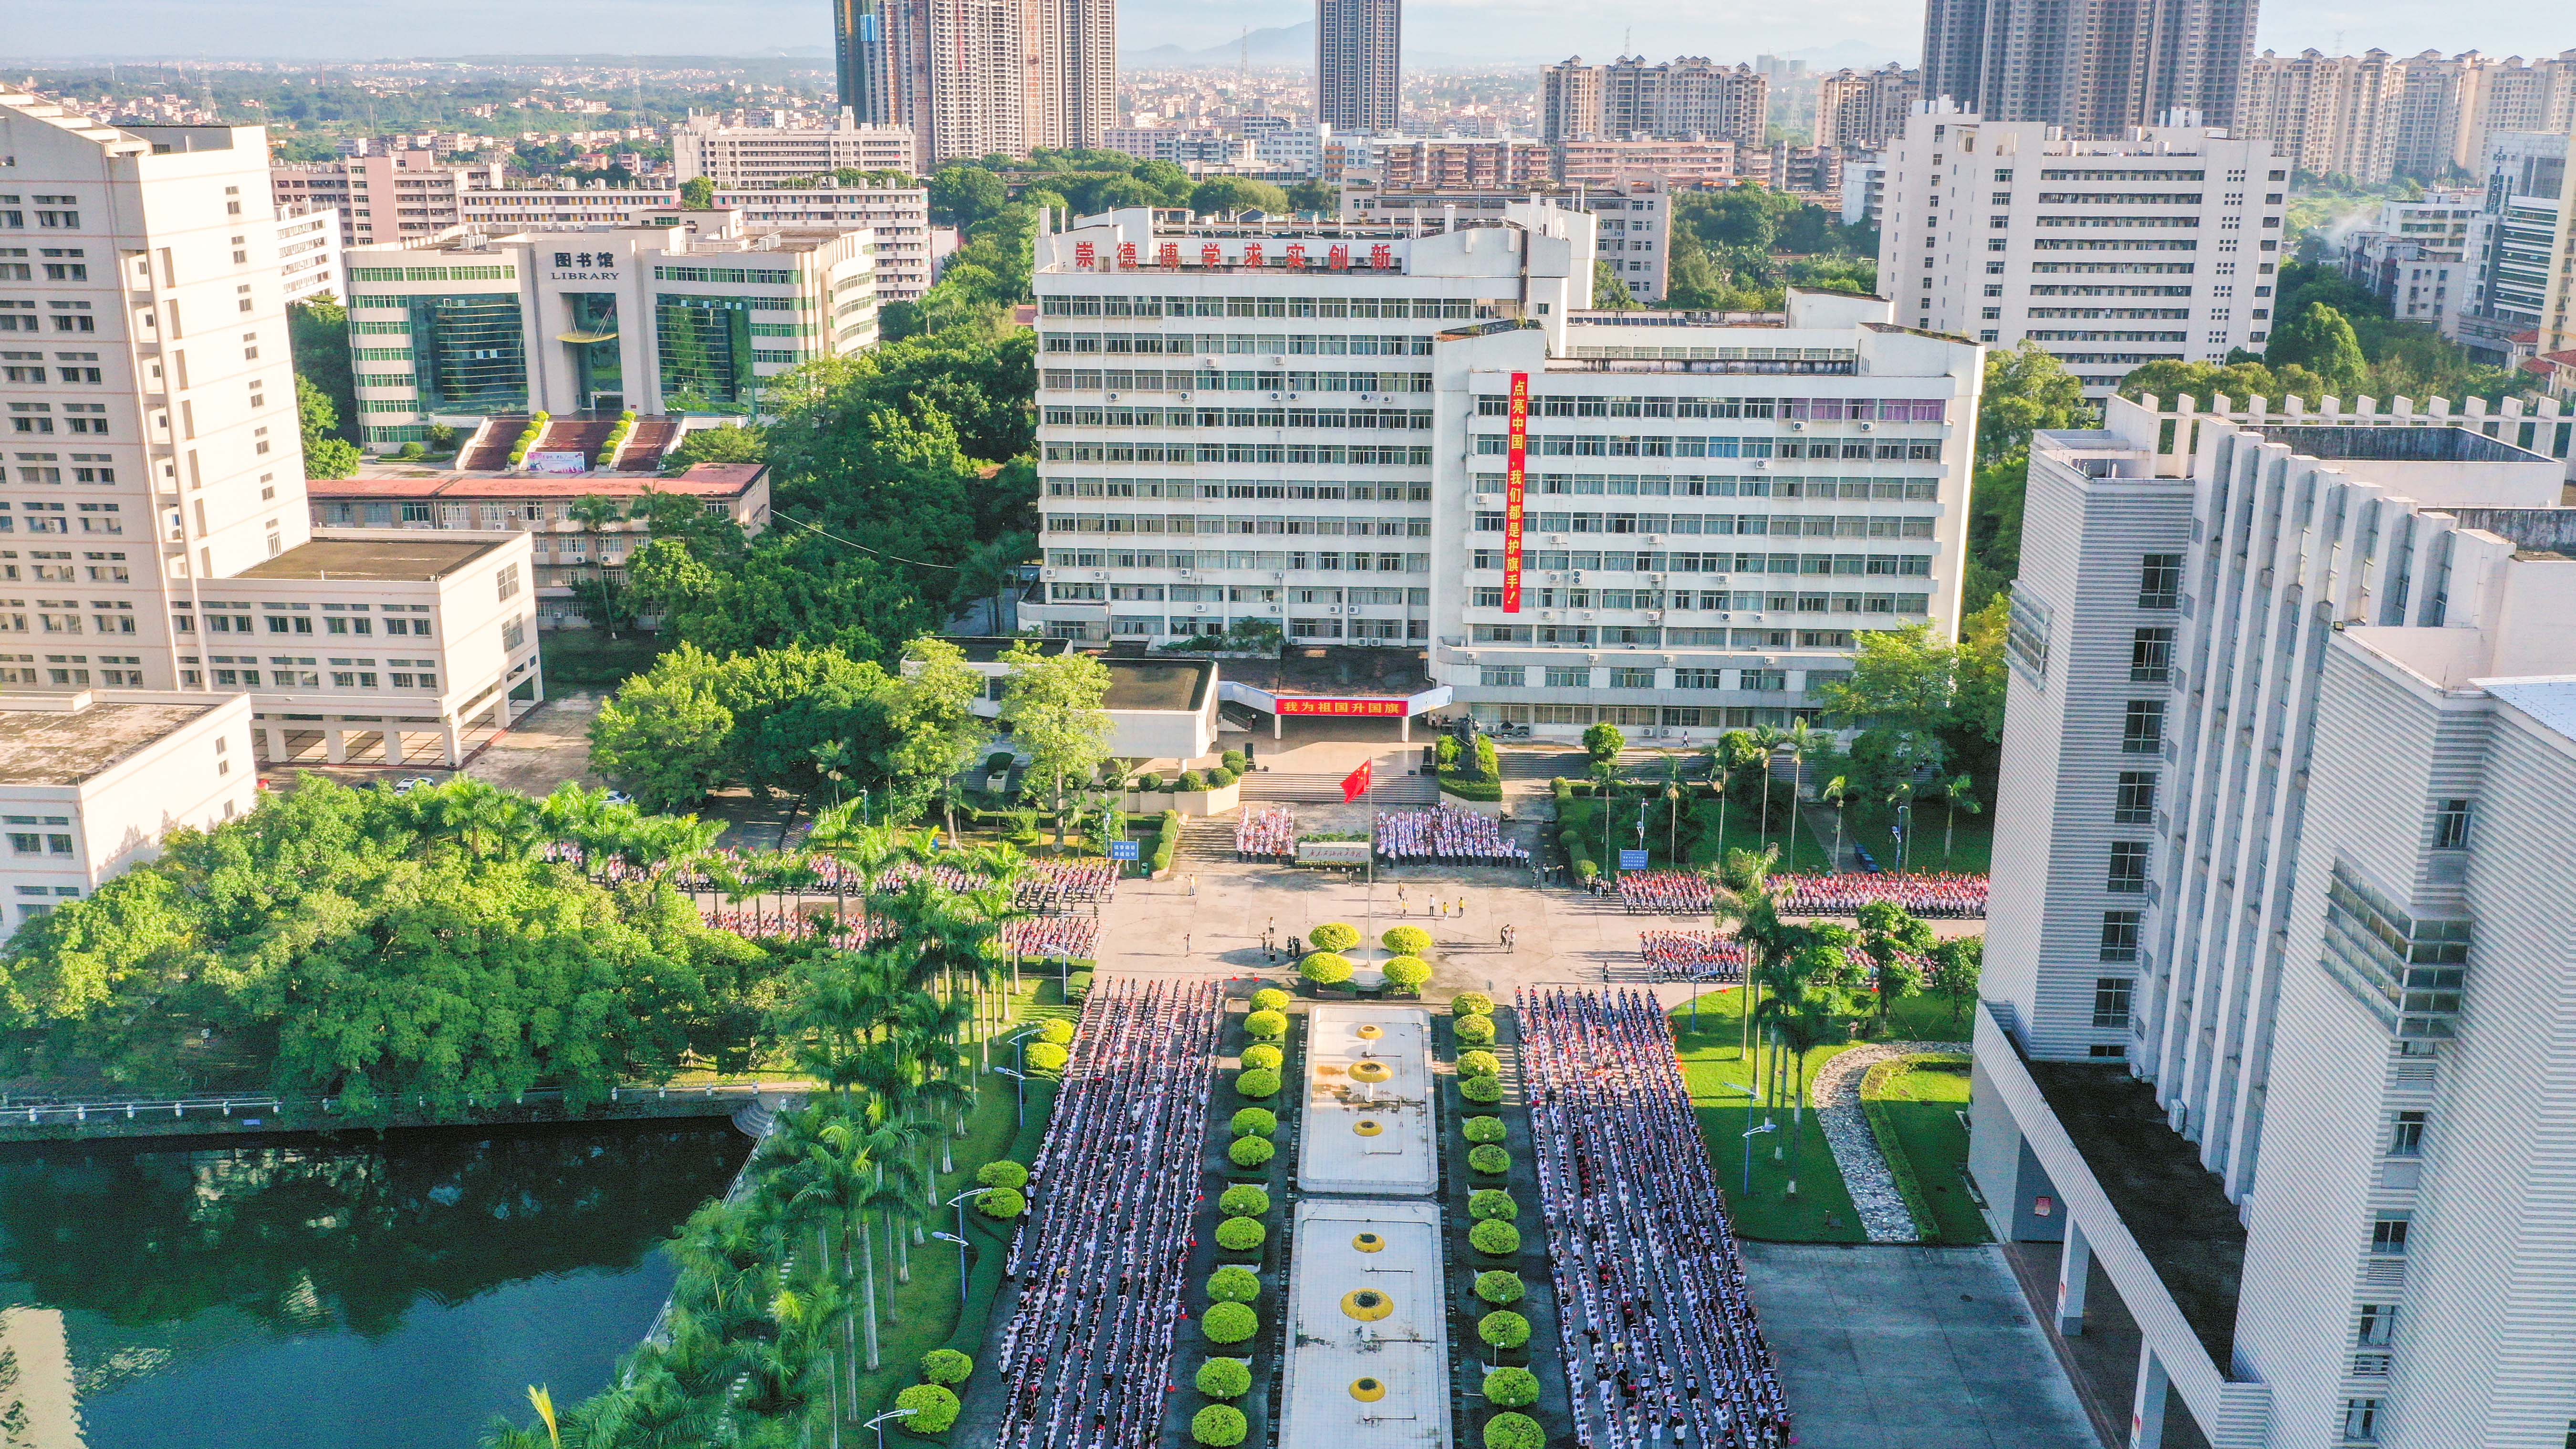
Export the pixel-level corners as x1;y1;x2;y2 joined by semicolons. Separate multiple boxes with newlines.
1811;1041;1967;1244
1743;1243;2100;1449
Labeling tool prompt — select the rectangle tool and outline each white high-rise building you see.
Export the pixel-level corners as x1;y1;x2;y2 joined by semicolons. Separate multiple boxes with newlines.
1970;388;2576;1449
1025;205;1982;738
0;92;542;769
273;206;344;304
671;111;919;184
1878;105;2290;397
451;185;940;303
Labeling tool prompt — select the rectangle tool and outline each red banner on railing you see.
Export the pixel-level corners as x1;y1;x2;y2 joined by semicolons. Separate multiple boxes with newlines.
1503;371;1530;613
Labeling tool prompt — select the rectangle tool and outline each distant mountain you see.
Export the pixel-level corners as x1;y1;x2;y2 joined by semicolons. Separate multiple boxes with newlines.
1124;21;1314;69
1775;39;1919;70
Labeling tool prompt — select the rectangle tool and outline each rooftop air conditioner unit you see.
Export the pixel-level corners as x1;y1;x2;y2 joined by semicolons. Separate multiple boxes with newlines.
1646;612;1663;623
1091;570;1108;579
1270;392;1283;400
1194;603;1210;613
1550;534;1568;545
1107;392;1119;400
1859;421;1874;431
1789;420;1805;430
1570;571;1585;584
1646;534;1661;545
1042;568;1058;580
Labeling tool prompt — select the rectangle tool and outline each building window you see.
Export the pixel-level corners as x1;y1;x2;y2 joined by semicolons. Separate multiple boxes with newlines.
2099;910;2140;962
2130;626;2173;681
2355;1303;2396;1347
2388;1111;2425;1157
2138;552;2182;609
2107;842;2150;893
2431;798;2471;851
496;562;521;601
1608;667;1656;689
2121;699;2165;754
2369;1214;2409;1255
2342;1398;2380;1443
1479;665;1523;688
1543;666;1590;688
2113;771;2156;824
2091;977;2132;1029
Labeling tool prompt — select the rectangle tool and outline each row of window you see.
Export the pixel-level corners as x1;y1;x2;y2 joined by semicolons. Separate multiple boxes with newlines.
1043;442;1435;465
174;611;434;638
1471;475;1945;500
1472;591;1929;619
1475;395;1950;422
205;665;439;690
1044;514;1432;537
1043;406;1435;430
1473;434;1945;461
1476;665;1825;691
1041;368;1434;394
1044;333;1436;356
1468;703;1811;729
1041;294;1485;320
1480;511;1939;539
1046;479;1433;501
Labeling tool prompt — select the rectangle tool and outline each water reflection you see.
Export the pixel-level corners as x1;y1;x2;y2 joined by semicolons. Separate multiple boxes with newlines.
0;1121;747;1449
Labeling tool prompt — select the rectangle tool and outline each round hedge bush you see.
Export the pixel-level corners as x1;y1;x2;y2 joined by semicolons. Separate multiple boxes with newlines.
977;1159;1029;1190
1245;1008;1288;1039
1457;1049;1500;1078
1469;1144;1512;1175
1196;1356;1253;1400
1250;988;1291;1012
1241;1043;1283;1071
1463;1115;1507;1145
1470;1219;1522;1256
895;1383;960;1434
1485;1411;1544;1449
1202;1301;1258;1344
978;1186;1027;1219
1468;1188;1519;1221
1207;1265;1261;1303
1220;1184;1270;1217
1382;925;1434;955
1474;1270;1525;1306
1308;922;1363;952
1236;1067;1281;1099
1460;1075;1504;1105
1026;1041;1071;1073
1478;1310;1531;1350
1381;956;1431;992
1229;1135;1276;1168
921;1348;974;1386
1454;1014;1497;1045
1040;1018;1076;1046
1192;1404;1249;1448
1231;1107;1277;1137
1452;992;1495;1017
1483;1367;1541;1409
1299;952;1354;986
1216;1216;1267;1251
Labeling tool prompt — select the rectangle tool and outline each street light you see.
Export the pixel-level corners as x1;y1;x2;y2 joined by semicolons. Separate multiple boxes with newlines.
945;1185;996;1295
866;1407;918;1449
992;1065;1032;1129
1741;1119;1778;1198
932;1230;974;1303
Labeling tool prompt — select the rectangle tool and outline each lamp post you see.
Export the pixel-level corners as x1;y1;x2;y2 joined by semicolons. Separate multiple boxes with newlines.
992;1065;1032;1128
932;1230;973;1304
1741;1119;1778;1198
866;1407;918;1449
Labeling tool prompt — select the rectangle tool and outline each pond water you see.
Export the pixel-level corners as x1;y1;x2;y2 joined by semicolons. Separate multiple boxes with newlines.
0;1120;749;1449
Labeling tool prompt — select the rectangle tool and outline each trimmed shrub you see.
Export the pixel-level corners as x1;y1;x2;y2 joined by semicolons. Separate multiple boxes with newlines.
1468;1188;1519;1221
1381;956;1431;992
1483;1367;1541;1409
1192;1404;1249;1448
921;1349;974;1386
1202;1301;1258;1344
895;1383;960;1434
1382;925;1433;955
1220;1184;1271;1217
1026;1042;1071;1074
1470;1219;1522;1256
1236;1067;1281;1098
1241;1043;1283;1071
1229;1135;1276;1168
1245;1009;1288;1038
1308;922;1362;952
1206;1265;1261;1303
1222;749;1249;773
1216;1216;1266;1251
1452;992;1495;1017
1196;1357;1253;1400
1473;1270;1525;1306
1138;772;1165;792
1454;1014;1497;1046
1463;1116;1507;1145
1231;1107;1277;1137
1457;1050;1501;1078
1299;952;1354;986
1460;1075;1503;1105
977;1159;1030;1190
1207;766;1239;788
1437;736;1461;768
1478;1310;1531;1350
977;1186;1026;1219
1040;1019;1076;1045
1250;987;1290;1012
1469;1144;1512;1175
1485;1411;1545;1449
1178;771;1208;792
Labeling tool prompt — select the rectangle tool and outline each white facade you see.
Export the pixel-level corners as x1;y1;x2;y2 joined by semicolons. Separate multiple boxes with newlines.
1341;181;1674;303
1;689;257;931
2330;193;2477;328
1878;105;2290;396
268;150;505;249
1974;388;2576;1449
0;92;543;768
455;188;939;302
273;206;344;304
1026;205;1981;739
671;111;919;184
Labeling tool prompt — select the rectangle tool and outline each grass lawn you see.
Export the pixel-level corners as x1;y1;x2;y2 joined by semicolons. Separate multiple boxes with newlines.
539;627;672;688
1557;795;1831;874
1831;798;1994;875
1867;1055;1991;1244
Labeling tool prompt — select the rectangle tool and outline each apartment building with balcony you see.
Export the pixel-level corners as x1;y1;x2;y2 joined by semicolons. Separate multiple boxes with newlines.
269;149;505;249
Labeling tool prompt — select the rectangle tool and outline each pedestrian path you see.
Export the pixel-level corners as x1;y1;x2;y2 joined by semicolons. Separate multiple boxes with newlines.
1809;1040;1965;1243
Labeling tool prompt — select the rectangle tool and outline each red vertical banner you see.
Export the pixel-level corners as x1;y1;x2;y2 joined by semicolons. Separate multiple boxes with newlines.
1502;372;1531;614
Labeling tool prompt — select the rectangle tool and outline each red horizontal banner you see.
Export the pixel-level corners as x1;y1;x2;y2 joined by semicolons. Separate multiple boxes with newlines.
1275;698;1410;717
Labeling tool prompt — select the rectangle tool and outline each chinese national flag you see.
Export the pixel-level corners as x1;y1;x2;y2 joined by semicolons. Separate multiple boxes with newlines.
1341;760;1373;803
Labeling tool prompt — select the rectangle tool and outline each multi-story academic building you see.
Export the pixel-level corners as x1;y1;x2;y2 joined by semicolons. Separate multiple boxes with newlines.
1024;204;1982;740
269;149;506;249
1972;388;2576;1449
670;111;918;184
0;92;545;770
452;188;941;303
1878;106;2289;396
1342;181;1674;304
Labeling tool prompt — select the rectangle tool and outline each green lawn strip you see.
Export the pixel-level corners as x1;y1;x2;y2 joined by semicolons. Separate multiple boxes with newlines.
1833;799;1993;876
537;627;673;688
1556;797;1830;874
1862;1055;1990;1245
1858;1059;1942;1242
1668;995;1865;1243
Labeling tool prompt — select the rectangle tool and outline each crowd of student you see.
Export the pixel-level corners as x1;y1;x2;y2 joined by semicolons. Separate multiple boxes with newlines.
995;979;1223;1449
1521;989;1796;1449
1235;806;1297;862
1001;915;1101;962
1775;872;1987;918
1614;871;1717;915
1637;931;1749;982
1374;806;1530;864
699;908;888;950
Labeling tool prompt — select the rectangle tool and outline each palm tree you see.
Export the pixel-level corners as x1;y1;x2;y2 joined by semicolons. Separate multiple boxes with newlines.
1885;781;1914;873
1711;845;1788;1070
1661;753;1686;863
1590;757;1622;877
1822;775;1850;872
566;493;628;636
1748;724;1786;849
1942;775;1981;870
1781;719;1817;870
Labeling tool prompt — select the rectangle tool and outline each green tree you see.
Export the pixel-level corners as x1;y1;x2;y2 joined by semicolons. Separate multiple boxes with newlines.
679;177;714;210
1928;935;1983;1027
1189;176;1291;216
1811;623;1961;780
884;636;990;824
587;643;737;810
297;375;361;479
1582;720;1626;764
999;644;1113;846
1593;259;1642;310
287;295;358;445
2264;302;2368;392
1976;341;2089;463
928;165;1007;228
658;422;769;476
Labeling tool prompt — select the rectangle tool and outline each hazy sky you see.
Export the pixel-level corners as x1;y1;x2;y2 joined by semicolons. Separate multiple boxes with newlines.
7;0;2571;65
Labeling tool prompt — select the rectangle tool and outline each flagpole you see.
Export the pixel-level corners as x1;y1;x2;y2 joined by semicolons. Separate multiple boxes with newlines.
1364;747;1376;959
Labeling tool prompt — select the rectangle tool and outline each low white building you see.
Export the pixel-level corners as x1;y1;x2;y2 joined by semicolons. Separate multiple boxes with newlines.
949;638;1220;763
1;688;257;932
1341;178;1674;303
274;206;344;304
672;111;918;184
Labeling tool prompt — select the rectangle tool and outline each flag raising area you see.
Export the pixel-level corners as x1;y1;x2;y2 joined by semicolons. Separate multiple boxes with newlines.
1341;759;1374;803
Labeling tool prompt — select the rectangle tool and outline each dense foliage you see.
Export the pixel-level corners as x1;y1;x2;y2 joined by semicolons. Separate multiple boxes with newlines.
1662;186;1878;310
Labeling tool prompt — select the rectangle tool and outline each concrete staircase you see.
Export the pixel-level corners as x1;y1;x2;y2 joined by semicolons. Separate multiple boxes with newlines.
1238;769;1436;805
